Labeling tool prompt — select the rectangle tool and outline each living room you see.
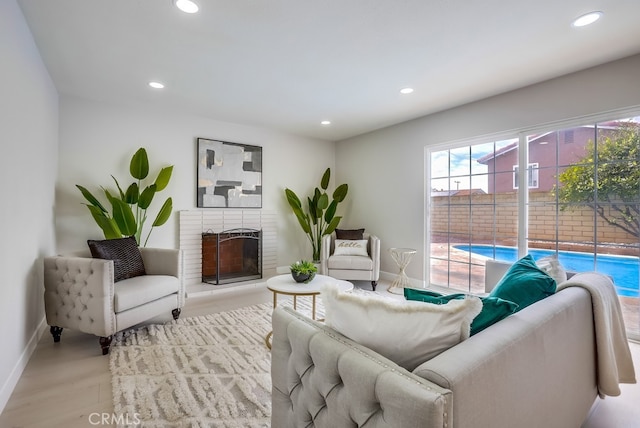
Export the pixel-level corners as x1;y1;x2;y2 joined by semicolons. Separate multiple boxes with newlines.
2;0;640;426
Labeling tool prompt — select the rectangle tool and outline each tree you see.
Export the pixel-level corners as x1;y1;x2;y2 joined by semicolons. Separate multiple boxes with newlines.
557;122;640;238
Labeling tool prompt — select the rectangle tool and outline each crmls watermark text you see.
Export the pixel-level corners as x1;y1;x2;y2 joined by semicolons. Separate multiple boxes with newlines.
88;413;141;426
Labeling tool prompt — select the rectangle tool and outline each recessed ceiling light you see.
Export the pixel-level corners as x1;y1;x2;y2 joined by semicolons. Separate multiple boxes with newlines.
321;120;331;125
572;11;603;27
400;87;414;94
149;81;165;89
174;0;199;14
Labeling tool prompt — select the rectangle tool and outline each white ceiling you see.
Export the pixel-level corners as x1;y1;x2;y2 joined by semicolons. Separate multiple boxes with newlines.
17;0;640;142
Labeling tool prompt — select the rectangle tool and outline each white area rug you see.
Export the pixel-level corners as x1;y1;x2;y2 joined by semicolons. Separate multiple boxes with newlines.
110;303;280;428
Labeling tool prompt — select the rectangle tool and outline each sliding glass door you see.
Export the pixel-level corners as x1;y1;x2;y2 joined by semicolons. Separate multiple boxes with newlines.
426;115;640;339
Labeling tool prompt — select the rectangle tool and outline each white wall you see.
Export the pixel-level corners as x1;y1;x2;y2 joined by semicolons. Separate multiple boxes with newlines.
0;0;58;412
336;54;640;282
57;96;335;264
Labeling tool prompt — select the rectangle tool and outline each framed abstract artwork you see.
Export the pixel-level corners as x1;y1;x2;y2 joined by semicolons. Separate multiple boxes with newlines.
197;138;262;208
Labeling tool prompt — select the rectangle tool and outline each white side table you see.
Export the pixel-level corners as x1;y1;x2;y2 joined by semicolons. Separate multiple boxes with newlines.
388;248;416;295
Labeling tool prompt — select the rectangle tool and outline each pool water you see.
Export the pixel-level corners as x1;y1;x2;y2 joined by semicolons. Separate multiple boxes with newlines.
454;244;640;298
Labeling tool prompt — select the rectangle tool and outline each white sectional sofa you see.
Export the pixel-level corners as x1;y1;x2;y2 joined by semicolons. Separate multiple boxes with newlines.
271;264;633;428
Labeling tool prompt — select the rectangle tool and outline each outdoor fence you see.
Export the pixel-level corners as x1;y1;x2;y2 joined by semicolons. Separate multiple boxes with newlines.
430;192;639;256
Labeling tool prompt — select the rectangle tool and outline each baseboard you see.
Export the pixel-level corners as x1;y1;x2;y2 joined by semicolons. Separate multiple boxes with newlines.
0;315;48;414
379;270;425;289
186;280;268;298
186;271;426;298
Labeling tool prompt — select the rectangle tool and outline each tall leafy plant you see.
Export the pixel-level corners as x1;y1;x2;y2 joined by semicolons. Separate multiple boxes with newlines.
556;123;640;238
285;168;348;261
76;147;174;246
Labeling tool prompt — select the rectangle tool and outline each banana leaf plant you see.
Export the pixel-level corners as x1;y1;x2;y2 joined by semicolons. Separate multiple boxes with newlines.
285;167;348;261
76;147;173;246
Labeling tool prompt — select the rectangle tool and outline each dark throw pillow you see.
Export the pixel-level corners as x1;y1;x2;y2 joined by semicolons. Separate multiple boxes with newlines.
87;236;146;282
488;254;557;311
404;288;519;335
335;228;365;240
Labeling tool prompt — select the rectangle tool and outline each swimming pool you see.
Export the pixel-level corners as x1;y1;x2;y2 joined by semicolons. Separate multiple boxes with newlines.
454;244;640;298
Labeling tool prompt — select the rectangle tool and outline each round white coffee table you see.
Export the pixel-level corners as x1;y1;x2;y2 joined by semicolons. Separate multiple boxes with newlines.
265;274;352;349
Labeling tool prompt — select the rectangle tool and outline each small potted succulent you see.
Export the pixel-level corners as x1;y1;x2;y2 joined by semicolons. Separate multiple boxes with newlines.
290;260;318;284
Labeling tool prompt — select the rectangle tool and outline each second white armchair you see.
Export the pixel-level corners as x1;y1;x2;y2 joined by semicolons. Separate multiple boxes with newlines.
320;232;380;290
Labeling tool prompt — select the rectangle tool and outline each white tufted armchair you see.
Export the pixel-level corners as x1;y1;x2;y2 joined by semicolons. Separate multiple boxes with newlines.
43;247;185;355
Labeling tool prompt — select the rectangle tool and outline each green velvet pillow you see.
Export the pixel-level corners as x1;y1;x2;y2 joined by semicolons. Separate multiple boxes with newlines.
488;254;557;310
471;296;519;335
403;288;519;335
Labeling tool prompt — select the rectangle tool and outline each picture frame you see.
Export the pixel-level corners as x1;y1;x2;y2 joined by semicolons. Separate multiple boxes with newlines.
197;138;262;208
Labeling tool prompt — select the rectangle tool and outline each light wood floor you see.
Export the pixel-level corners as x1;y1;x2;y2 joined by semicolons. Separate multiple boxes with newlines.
0;280;638;428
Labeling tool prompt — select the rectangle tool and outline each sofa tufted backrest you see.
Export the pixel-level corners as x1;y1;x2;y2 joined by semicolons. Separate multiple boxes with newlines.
271;306;453;428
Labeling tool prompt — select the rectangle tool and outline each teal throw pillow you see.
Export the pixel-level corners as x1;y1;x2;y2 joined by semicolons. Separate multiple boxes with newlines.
403;288;519;335
404;288;461;303
488;254;557;311
470;296;519;335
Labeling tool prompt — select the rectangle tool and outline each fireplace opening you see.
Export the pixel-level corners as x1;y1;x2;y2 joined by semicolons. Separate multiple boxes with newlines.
202;228;262;285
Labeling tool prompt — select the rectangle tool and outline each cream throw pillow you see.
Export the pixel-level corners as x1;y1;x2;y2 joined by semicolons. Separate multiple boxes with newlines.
333;239;368;256
321;283;482;370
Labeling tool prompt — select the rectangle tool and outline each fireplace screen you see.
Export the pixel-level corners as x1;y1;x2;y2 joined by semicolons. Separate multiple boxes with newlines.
202;228;262;285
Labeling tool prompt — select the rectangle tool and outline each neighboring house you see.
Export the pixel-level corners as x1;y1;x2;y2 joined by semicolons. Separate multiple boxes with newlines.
476;124;620;194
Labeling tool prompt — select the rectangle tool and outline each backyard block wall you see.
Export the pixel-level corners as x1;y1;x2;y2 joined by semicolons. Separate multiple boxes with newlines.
431;192;639;255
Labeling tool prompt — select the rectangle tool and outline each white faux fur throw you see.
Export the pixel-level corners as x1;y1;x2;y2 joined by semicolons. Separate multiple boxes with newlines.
558;272;637;397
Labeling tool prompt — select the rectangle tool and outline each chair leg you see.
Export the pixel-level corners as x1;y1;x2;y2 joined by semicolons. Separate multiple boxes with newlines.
371;281;377;291
172;308;181;320
99;336;113;355
50;326;63;343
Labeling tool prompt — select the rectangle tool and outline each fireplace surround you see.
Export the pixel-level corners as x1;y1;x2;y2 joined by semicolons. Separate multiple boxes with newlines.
179;209;276;289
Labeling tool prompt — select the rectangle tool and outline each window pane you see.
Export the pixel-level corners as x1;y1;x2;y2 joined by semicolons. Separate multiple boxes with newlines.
428;139;518;294
492;139;519;173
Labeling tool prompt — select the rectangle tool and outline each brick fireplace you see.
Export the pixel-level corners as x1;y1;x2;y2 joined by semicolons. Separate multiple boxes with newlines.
201;228;262;285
